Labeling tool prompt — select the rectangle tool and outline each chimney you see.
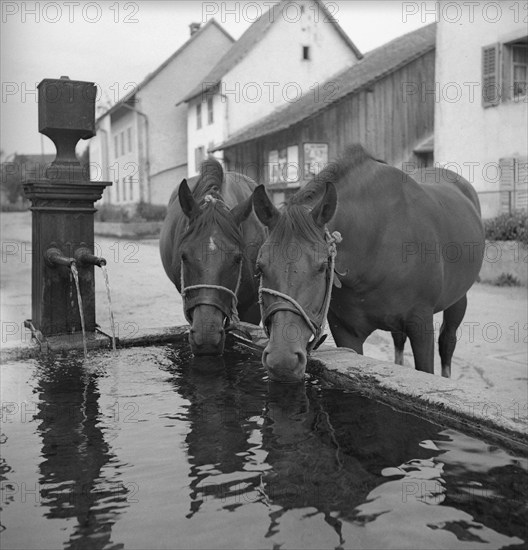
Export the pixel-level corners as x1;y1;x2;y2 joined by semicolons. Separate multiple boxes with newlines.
189;22;201;36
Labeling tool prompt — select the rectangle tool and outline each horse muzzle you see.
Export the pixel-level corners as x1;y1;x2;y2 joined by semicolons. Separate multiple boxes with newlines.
188;304;226;356
262;326;308;383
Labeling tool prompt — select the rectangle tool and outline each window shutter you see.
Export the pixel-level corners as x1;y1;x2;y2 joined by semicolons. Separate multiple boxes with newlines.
499;157;515;213
516;158;528;211
482;44;501;107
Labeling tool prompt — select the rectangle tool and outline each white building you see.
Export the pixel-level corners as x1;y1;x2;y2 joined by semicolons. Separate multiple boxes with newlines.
89;19;234;207
434;1;527;218
181;0;363;177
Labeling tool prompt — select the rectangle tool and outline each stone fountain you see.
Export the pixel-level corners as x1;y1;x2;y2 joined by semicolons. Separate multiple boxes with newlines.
23;76;112;351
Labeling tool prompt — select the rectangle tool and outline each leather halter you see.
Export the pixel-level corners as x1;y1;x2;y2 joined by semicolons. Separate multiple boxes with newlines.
258;229;342;352
180;195;243;331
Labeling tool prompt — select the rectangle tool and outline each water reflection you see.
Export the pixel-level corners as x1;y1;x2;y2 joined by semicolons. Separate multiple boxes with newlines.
35;354;126;549
169;351;268;518
3;345;526;549
169;346;528;548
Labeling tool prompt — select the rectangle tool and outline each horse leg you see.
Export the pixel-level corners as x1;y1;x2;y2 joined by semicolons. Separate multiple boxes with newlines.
391;331;407;366
406;309;435;374
438;294;467;378
327;310;367;354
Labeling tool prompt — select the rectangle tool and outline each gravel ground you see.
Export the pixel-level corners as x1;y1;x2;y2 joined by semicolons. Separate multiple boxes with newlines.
1;212;527;412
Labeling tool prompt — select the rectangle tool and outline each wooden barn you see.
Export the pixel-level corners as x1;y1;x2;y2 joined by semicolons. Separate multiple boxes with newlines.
212;23;436;205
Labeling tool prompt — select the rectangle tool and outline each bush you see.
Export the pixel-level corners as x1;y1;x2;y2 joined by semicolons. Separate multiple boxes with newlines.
484;211;527;244
95;204;130;222
493;273;521;287
136;201;167;222
0;201;29;212
95;202;166;223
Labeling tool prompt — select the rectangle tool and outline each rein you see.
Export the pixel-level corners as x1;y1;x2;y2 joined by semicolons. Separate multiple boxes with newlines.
258;229;342;352
179;194;243;331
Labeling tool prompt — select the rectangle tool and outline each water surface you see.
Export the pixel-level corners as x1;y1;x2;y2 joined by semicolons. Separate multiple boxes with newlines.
1;345;526;549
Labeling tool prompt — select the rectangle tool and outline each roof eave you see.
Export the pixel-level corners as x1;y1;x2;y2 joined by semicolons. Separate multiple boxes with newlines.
213;42;436;151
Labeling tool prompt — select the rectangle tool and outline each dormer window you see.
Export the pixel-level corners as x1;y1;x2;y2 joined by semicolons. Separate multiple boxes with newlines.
303;46;310;60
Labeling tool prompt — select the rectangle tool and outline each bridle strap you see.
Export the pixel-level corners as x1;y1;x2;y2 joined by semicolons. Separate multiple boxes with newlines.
180;257;243;331
179;194;245;331
259;228;342;352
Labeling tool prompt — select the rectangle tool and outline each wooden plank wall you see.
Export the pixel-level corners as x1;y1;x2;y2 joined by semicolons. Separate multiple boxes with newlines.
224;49;435;186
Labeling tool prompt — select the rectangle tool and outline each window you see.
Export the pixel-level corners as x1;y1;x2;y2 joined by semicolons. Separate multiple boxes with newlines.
115;179;120;202
120;131;125;156
512;44;527;98
127;127;133;153
122;177;127;202
482;37;528;107
114;135;119;158
302;46;310;60
129;177;134;202
195;146;205;172
196;103;202;129
207;96;214;125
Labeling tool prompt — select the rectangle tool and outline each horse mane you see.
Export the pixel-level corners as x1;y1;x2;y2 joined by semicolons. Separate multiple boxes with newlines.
291;143;383;205
193;157;225;199
182;158;244;249
270;203;327;246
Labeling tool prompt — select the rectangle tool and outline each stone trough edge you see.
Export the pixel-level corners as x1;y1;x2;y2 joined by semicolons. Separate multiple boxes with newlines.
2;321;526;455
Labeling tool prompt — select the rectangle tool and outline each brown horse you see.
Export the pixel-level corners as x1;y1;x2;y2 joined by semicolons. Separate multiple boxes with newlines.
160;159;265;355
253;144;484;382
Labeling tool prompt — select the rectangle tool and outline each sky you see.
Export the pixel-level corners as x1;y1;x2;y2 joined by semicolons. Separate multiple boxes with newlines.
0;1;434;158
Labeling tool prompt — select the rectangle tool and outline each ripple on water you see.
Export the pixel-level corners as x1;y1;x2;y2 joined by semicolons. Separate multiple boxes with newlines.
0;344;526;549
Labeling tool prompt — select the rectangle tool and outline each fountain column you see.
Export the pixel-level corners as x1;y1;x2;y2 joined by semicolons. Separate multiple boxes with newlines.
23;77;111;339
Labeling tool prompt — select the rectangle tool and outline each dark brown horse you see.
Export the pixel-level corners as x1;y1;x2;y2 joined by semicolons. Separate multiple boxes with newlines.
253;144;484;382
160;159;265;355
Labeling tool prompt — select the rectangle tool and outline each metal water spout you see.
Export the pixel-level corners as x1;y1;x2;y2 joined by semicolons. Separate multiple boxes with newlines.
74;246;107;268
23;76;112;340
45;245;75;267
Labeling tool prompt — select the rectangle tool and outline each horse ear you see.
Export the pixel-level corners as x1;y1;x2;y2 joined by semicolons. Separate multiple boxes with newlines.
311;181;337;227
252;185;279;229
178;179;200;220
230;195;253;226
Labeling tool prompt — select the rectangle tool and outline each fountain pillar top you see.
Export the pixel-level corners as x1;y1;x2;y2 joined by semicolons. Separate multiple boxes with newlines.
38;76;97;182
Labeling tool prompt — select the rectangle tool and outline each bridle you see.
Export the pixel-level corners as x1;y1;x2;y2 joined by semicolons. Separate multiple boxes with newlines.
179;195;244;331
258;229;342;352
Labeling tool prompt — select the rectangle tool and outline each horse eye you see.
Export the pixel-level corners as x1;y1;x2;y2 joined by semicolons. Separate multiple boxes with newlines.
318;261;328;272
234;254;242;264
181;252;188;262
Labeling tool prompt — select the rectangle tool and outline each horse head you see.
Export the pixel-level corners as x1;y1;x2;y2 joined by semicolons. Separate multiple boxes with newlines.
178;172;253;356
252;182;338;382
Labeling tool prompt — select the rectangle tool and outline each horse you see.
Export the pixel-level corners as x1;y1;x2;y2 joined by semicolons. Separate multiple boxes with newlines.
252;144;484;382
160;158;265;355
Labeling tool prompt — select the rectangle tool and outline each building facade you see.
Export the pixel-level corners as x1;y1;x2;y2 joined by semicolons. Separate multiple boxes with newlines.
182;0;362;177
89;19;234;207
434;1;527;218
213;24;436;206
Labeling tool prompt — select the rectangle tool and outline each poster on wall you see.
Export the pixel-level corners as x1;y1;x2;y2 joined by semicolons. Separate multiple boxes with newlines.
268;146;299;184
304;143;328;177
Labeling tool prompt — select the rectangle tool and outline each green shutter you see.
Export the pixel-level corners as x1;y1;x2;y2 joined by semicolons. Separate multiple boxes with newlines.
482;44;501;107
